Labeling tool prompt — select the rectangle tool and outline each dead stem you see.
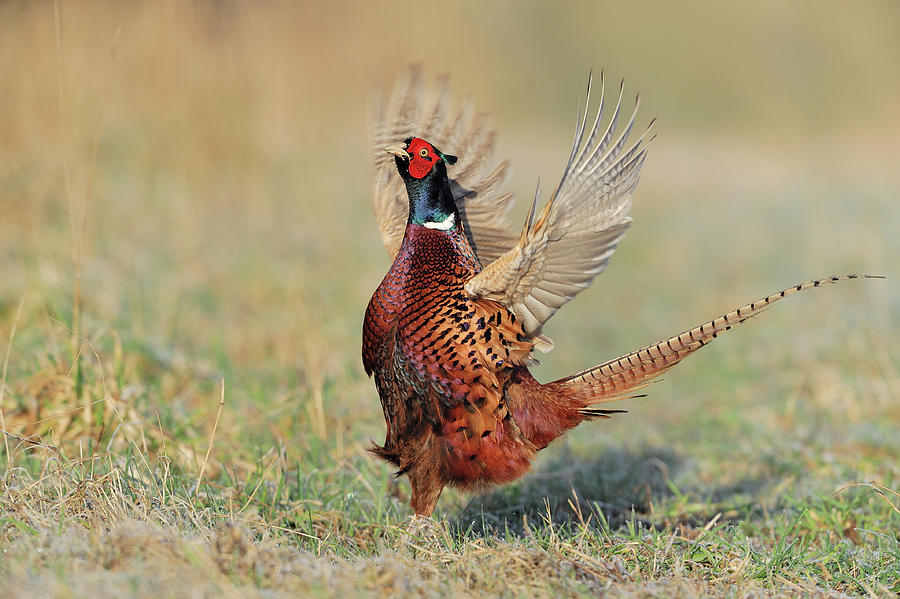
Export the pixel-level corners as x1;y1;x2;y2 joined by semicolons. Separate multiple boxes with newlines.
194;378;226;498
0;294;25;467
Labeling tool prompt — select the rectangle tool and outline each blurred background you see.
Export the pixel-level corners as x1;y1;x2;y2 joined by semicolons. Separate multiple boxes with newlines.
0;1;897;508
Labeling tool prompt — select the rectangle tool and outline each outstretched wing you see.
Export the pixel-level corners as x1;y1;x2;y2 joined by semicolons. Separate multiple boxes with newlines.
369;66;517;262
464;72;653;346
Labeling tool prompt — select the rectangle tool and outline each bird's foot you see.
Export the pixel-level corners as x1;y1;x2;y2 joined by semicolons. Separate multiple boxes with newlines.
396;514;449;554
403;513;442;535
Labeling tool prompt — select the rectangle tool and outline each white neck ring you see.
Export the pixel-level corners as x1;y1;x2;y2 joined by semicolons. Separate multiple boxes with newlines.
422;213;455;230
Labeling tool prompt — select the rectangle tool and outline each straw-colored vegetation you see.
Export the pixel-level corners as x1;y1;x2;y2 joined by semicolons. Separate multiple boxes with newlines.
1;2;898;597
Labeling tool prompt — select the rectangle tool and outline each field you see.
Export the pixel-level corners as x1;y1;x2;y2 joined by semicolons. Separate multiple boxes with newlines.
1;2;898;597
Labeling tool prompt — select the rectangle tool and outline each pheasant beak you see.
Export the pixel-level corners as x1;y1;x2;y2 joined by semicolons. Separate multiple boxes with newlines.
384;143;411;160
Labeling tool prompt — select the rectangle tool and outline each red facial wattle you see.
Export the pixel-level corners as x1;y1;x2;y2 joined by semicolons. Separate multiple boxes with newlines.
406;138;439;179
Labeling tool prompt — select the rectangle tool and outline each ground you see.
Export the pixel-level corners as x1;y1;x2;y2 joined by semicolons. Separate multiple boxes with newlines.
1;2;898;597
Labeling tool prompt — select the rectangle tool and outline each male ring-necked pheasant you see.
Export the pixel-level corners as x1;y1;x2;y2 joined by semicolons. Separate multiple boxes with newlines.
363;68;876;517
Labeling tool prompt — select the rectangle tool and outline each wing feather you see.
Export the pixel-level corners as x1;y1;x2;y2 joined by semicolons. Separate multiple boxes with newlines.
464;72;651;344
369;67;517;262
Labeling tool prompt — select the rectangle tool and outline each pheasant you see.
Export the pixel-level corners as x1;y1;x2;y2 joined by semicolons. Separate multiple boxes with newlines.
363;68;877;517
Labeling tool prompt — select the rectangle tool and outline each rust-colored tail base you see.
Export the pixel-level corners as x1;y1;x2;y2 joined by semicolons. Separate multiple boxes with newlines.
549;274;882;413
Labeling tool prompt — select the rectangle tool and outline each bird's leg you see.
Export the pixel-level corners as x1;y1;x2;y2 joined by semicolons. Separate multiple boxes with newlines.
408;465;445;518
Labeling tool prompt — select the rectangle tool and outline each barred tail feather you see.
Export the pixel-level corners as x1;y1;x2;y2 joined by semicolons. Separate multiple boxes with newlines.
549;274;882;412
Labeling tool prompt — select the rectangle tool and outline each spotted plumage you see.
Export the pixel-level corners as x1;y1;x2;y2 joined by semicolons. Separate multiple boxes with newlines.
363;68;879;517
363;218;541;513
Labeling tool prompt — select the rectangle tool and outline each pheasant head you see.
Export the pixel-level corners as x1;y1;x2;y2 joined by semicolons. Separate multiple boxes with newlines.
385;137;459;230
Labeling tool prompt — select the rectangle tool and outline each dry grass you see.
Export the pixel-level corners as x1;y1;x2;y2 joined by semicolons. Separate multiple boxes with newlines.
1;2;899;597
3;459;896;598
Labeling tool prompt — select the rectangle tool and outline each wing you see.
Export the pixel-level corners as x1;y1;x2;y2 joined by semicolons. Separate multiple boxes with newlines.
369;66;518;262
464;72;653;346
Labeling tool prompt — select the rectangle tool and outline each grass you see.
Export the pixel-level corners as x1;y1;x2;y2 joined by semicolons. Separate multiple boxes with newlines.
1;2;899;597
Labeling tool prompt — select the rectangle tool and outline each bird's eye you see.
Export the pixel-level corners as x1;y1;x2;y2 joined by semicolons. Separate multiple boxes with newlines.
419;148;429;157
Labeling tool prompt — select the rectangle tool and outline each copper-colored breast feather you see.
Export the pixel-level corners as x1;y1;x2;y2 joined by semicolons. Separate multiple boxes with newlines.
363;224;535;482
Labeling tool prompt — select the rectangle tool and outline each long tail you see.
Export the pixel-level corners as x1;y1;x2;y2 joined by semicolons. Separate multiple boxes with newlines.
547;274;882;416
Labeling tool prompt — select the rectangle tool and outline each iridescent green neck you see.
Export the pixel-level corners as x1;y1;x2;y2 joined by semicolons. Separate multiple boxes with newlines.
404;163;458;228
